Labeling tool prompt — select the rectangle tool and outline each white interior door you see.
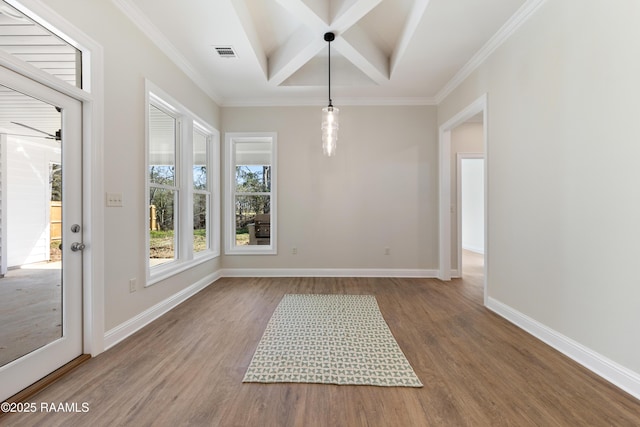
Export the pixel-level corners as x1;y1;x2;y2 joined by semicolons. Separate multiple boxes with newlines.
0;65;82;402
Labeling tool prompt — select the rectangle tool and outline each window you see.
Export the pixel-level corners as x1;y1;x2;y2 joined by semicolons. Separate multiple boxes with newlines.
148;104;178;266
225;133;277;255
0;1;83;89
193;126;211;255
146;82;219;284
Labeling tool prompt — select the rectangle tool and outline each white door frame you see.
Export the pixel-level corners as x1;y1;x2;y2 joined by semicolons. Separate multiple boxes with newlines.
0;68;83;401
438;94;488;304
1;0;105;357
0;133;6;276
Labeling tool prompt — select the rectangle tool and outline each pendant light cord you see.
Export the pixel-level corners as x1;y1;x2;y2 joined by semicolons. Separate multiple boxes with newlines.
328;38;332;107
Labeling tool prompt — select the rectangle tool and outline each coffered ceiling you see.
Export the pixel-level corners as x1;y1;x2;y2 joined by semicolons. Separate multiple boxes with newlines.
119;0;532;106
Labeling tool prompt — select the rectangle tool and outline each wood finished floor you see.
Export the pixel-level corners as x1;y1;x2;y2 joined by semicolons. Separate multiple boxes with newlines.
3;257;640;426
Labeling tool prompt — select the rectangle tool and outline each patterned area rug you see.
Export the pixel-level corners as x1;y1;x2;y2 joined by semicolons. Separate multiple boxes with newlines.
243;294;423;387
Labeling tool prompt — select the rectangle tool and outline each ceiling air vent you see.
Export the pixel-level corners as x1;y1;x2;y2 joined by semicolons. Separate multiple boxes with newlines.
214;46;237;58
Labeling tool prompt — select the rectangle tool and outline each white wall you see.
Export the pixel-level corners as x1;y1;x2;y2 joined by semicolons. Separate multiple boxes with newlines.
461;158;484;254
43;0;222;331
6;137;59;267
439;0;640;376
221;106;438;272
37;0;640;392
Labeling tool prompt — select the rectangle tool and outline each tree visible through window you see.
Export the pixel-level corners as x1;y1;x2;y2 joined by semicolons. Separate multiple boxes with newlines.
193;128;210;254
146;84;220;283
235;165;271;245
148;103;177;266
225;133;277;254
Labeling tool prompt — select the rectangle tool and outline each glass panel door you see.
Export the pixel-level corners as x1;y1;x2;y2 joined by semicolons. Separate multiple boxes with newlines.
0;65;82;402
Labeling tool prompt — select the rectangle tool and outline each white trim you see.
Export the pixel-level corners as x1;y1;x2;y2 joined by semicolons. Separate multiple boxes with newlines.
113;0;546;108
99;271;638;402
146;255;218;287
210;131;221;258
438;94;488;304
221;96;438;108
103;267;433;352
104;270;223;350
435;0;548;103
438;127;452;281
145;80;221;285
0;50;90;102
224;132;278;256
0;134;6;276
4;0;106;357
102;267;436;359
3;1;95;99
221;268;439;278
487;297;640;401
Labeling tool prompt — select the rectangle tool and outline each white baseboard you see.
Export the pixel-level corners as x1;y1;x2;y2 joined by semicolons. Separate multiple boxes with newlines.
221;268;439;278
487;297;640;400
102;269;640;402
462;245;484;254
102;268;435;353
103;270;222;351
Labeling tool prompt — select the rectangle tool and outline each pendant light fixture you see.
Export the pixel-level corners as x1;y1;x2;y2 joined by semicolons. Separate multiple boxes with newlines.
322;32;339;157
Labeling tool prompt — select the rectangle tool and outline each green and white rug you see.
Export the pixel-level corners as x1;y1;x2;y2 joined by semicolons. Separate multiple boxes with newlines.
243;294;423;387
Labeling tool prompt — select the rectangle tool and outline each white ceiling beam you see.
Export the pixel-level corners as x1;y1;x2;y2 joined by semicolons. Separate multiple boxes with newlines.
270;0;385;86
230;0;269;79
274;0;328;32
330;0;382;32
268;0;330;85
334;24;388;85
390;0;431;76
268;26;325;86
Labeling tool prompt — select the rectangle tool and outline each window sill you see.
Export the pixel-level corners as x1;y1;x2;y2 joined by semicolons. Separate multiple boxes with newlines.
225;246;277;256
146;251;219;287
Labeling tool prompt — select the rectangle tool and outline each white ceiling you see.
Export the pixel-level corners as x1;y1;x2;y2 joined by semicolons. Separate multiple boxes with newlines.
114;0;530;106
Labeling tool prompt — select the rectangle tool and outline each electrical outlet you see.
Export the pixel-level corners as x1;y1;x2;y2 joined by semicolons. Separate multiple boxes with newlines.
292;247;298;255
106;192;123;207
384;247;390;255
129;278;136;293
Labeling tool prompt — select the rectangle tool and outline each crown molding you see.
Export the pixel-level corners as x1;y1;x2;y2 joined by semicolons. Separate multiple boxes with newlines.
221;96;437;107
435;0;548;104
111;0;545;109
111;0;223;105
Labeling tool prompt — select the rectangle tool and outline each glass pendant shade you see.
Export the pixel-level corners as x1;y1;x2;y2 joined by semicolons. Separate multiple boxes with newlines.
322;105;339;156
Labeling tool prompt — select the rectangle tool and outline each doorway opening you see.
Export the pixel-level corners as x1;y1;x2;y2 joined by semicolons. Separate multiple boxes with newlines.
458;153;484;287
0;0;105;402
438;94;488;304
0;68;83;402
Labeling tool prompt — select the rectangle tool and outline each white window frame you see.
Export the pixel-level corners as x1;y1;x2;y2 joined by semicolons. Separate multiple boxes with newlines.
225;132;277;255
192;122;219;260
147;100;181;270
146;81;220;285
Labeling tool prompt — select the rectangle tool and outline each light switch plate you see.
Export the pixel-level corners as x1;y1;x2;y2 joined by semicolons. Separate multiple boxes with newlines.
106;192;123;207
